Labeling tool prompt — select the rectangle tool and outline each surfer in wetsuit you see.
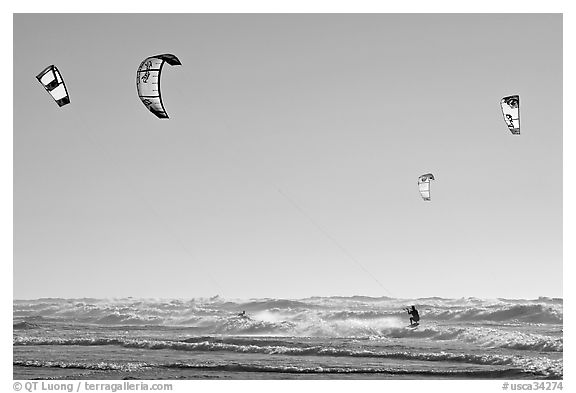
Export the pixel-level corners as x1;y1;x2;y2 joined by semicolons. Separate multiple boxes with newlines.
406;306;420;325
238;311;247;318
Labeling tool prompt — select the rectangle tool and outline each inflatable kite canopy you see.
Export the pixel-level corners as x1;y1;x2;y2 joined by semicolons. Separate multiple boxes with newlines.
36;65;70;107
136;54;182;118
418;173;435;201
500;95;520;135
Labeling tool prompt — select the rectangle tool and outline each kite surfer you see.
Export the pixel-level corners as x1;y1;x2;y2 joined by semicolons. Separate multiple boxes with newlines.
406;306;420;326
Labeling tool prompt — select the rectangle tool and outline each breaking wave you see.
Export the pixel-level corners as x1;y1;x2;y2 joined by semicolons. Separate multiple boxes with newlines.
424;304;563;324
13;321;41;330
12;296;563;328
14;360;536;378
12;336;562;378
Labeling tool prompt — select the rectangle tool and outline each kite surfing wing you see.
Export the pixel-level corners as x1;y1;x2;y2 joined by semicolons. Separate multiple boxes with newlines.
418;173;435;201
500;95;520;135
36;65;70;107
136;54;181;119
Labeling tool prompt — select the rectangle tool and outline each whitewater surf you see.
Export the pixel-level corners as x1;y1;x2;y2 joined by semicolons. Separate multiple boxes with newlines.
13;296;562;380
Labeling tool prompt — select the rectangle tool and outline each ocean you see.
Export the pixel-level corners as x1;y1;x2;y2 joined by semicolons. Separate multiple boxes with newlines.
13;296;563;380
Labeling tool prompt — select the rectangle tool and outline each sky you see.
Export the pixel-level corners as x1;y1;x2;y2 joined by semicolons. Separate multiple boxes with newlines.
13;13;562;300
